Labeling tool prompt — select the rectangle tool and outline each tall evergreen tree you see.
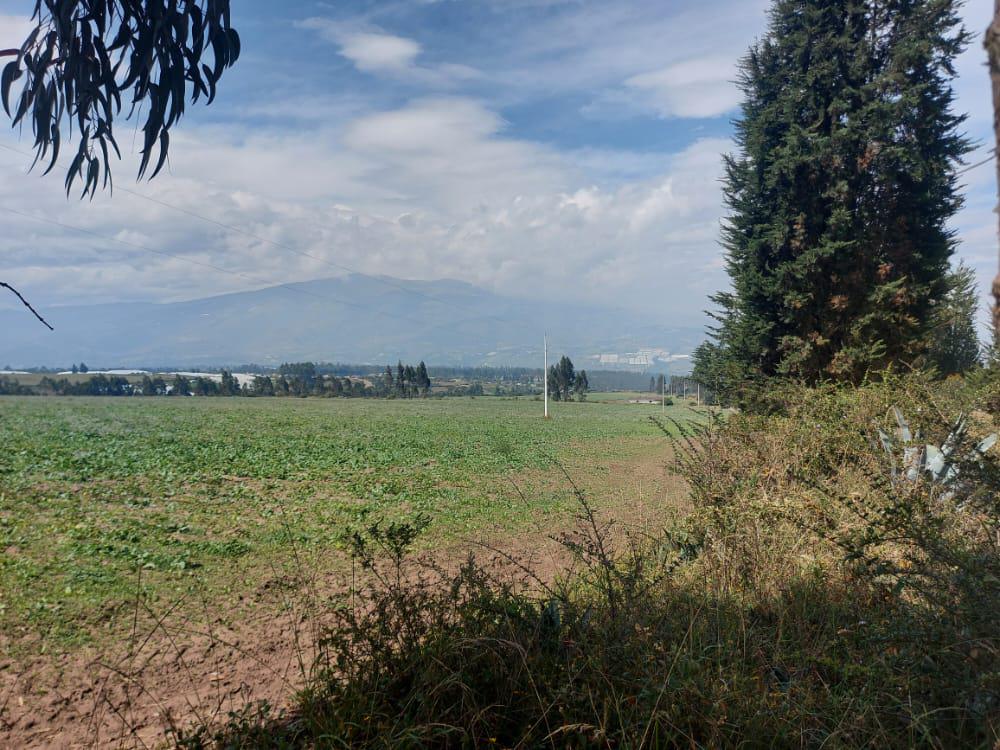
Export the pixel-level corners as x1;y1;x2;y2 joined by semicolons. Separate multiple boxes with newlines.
416;361;431;396
695;0;970;395
404;365;417;397
558;356;575;400
548;364;562;401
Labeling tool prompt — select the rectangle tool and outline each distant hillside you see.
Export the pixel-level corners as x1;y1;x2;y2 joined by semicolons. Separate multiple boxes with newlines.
0;275;705;369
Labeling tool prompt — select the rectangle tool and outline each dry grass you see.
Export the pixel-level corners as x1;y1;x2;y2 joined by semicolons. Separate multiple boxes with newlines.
170;375;1000;748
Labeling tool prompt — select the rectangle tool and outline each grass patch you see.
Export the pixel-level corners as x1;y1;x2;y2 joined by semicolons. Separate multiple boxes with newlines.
0;396;699;651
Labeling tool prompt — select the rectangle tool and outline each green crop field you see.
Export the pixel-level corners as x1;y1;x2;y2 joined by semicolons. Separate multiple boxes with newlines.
0;396;704;653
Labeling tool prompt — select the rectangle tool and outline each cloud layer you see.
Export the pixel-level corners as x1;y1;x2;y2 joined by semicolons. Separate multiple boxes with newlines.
0;0;997;343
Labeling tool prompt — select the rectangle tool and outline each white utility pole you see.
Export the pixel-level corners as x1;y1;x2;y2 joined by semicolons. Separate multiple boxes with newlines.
543;334;549;418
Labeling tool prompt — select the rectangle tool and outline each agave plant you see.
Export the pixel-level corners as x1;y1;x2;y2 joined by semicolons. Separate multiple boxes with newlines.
877;407;997;490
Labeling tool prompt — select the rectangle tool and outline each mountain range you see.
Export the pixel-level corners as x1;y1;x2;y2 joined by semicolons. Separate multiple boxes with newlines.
0;275;705;370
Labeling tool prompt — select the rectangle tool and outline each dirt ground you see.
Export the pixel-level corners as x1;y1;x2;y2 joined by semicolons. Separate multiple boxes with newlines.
1;449;685;749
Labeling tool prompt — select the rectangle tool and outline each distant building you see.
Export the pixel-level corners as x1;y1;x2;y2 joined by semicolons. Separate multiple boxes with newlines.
589;347;687;372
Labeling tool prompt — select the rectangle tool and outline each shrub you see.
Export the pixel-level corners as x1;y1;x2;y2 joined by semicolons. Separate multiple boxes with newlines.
176;375;1000;748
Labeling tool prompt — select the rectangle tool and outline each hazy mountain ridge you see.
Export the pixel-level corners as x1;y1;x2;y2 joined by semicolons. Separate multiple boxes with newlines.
0;276;705;369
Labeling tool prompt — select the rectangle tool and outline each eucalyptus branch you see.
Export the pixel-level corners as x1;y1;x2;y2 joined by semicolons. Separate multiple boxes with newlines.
1;281;54;330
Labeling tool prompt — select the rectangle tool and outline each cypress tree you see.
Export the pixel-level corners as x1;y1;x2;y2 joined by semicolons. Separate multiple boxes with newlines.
695;0;970;393
416;361;431;396
404;365;417;398
557;356;575;400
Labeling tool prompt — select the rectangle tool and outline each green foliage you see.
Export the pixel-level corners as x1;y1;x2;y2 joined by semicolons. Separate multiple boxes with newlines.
699;0;970;396
187;379;1000;747
0;396;692;649
548;356;588;402
2;1;240;196
927;262;982;376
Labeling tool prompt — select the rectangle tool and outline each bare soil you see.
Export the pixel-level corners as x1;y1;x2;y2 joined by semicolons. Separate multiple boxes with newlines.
1;448;685;749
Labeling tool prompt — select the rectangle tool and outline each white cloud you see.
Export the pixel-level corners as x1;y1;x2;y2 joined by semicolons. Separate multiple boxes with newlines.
2;0;997;337
298;18;480;87
339;32;421;73
0;107;727;320
625;57;740;119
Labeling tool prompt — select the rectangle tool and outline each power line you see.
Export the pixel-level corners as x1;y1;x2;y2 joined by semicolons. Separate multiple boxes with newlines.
955;149;996;176
0;141;511;326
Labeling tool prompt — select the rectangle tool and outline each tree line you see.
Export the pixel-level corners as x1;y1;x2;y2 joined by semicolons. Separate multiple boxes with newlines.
0;361;431;399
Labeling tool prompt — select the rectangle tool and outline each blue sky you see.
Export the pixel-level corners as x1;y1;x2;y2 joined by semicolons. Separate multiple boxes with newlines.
0;0;997;332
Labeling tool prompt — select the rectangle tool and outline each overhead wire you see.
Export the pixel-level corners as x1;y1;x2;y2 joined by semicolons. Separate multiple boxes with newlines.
955;148;996;176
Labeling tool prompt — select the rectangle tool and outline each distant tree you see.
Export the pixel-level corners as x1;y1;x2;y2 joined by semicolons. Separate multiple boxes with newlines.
547;364;561;401
403;364;416;398
574;370;589;401
649;376;656;393
547;356;576;401
417;361;431;396
396;361;406;396
171;374;190;396
0;376;31;395
560;357;576;400
927;263;981;376
252;375;274;397
220;370;238;396
312;374;328;397
384;365;394;394
278;362;316;387
71;364;78;374
79;362;88;374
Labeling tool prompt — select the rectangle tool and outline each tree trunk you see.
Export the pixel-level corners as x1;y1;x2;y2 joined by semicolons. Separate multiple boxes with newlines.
987;1;1000;341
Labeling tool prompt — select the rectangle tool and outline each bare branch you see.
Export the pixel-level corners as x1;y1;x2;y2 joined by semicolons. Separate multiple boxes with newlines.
1;281;54;330
0;50;17;57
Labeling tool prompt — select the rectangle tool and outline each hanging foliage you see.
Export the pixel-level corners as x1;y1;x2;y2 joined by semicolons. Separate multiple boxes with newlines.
1;0;240;197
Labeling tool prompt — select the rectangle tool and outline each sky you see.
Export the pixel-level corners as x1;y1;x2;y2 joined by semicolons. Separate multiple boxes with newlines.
1;0;998;332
